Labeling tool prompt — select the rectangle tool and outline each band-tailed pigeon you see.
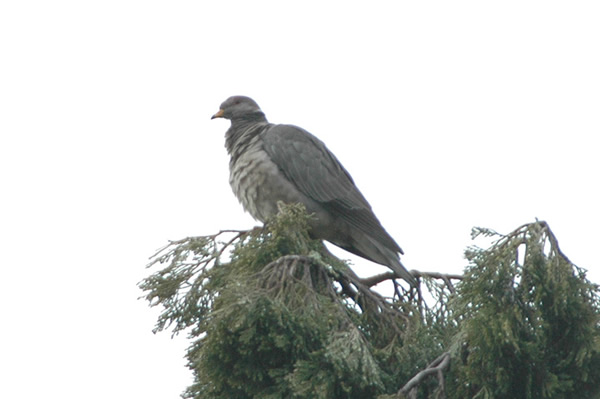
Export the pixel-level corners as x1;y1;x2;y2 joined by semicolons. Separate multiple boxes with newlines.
212;96;416;286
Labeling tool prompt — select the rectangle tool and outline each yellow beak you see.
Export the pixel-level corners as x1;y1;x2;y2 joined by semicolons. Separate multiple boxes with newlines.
211;109;225;119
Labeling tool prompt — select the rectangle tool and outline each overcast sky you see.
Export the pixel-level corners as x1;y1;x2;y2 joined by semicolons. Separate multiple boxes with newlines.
1;1;599;398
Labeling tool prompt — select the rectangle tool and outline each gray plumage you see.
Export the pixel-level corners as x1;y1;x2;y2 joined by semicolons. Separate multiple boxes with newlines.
212;96;416;286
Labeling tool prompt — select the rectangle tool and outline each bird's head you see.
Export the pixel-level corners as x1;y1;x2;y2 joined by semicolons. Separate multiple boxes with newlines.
211;96;265;122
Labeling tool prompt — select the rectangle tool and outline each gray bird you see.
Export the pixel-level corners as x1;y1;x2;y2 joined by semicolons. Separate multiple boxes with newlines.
212;96;416;286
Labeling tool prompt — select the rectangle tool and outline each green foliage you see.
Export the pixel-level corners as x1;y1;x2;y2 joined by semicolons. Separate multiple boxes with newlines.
448;222;600;399
140;211;600;399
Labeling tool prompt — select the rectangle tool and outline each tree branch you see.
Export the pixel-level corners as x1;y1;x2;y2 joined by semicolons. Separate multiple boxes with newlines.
398;351;451;398
359;270;463;287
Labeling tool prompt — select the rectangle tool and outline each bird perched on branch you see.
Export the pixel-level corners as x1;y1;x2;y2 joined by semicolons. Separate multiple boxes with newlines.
212;96;416;286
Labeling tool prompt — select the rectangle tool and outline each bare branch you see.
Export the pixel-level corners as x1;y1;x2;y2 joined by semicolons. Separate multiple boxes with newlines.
398;351;451;398
359;271;396;287
359;270;463;287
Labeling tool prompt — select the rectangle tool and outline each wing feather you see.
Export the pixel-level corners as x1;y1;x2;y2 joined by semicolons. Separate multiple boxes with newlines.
261;124;403;254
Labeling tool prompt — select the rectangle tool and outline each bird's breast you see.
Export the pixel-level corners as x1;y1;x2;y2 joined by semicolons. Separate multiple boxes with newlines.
229;140;317;223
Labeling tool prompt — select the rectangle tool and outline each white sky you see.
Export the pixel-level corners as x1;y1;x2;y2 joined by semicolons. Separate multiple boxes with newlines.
1;1;599;398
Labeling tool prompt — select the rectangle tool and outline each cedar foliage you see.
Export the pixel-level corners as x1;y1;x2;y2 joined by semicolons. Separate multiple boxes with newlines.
139;205;600;398
449;223;600;398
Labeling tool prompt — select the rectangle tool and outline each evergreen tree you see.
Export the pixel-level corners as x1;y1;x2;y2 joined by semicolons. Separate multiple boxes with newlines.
139;205;600;398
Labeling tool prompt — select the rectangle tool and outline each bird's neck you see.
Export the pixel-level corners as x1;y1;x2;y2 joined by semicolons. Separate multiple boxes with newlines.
230;112;267;130
225;116;268;156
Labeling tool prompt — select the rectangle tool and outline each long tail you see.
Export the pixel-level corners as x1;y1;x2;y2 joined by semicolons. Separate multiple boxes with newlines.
387;256;417;287
353;234;417;287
